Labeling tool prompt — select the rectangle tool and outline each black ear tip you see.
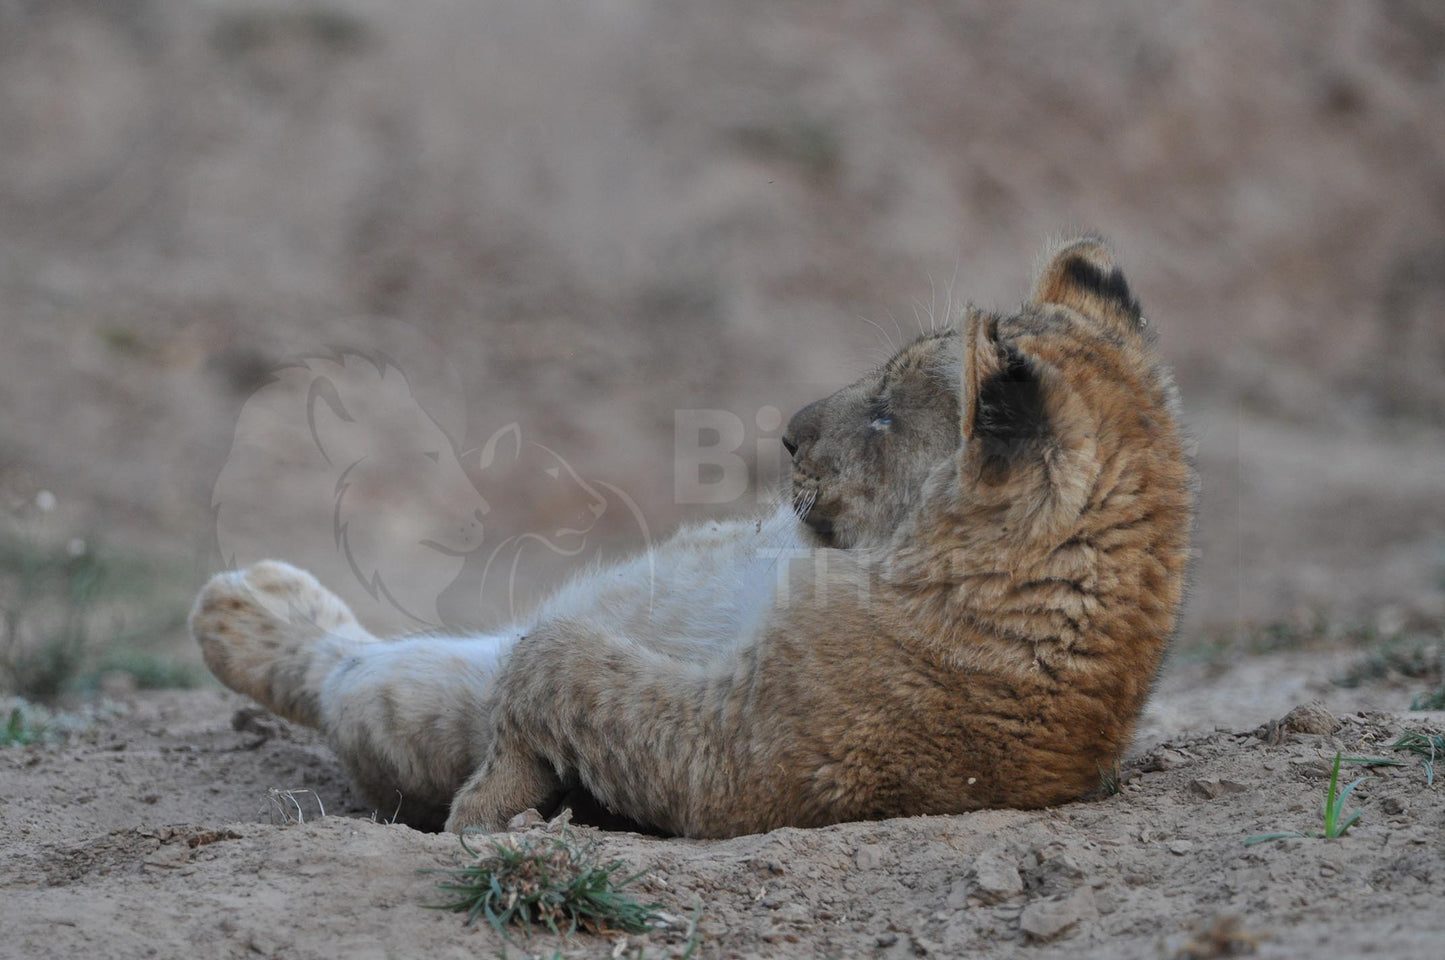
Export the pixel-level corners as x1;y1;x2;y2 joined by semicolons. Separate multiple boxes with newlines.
1031;238;1146;332
1061;256;1141;319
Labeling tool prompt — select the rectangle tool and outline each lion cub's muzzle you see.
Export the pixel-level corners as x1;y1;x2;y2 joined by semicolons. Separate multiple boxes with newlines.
783;400;840;543
787;467;833;542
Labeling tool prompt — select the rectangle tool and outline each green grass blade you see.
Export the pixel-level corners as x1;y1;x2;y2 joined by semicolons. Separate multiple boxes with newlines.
1244;832;1306;846
1334;776;1366;810
1322;752;1343;822
1335;809;1363;836
1339;756;1405;766
1385;731;1442;785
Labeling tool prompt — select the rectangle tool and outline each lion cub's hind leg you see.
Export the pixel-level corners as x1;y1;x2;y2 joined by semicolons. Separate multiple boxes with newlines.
190;560;374;727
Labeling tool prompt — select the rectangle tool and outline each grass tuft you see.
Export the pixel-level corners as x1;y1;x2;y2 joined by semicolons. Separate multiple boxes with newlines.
96;650;202;691
1410;687;1445;711
0;696;128;747
1386;730;1443;786
1;518;197;702
0;533;106;700
431;829;659;939
1245;752;1365;845
1097;760;1123;797
1334;635;1442;689
2;704;45;746
210;7;368;60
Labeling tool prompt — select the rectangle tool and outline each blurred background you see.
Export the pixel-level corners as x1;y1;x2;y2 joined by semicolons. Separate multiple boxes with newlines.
1;0;1442;707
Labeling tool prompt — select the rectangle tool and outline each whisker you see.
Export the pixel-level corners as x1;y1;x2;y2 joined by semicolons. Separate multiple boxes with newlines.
882;309;907;349
946;254;962;326
854;314;897;353
924;271;940;335
910;301;927;338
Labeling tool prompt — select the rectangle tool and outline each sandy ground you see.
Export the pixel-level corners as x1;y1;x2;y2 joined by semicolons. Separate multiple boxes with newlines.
3;2;1445;958
4;649;1443;960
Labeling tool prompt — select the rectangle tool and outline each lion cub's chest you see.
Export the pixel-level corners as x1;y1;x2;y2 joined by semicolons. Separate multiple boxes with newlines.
524;506;810;653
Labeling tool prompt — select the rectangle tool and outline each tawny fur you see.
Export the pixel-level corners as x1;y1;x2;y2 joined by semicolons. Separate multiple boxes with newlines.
191;238;1194;838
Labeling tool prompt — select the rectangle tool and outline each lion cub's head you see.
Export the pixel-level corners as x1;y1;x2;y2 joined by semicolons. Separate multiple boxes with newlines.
785;237;1188;558
784;329;960;548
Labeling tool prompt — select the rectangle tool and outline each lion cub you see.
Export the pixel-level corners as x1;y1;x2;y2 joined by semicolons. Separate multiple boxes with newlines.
192;238;1193;837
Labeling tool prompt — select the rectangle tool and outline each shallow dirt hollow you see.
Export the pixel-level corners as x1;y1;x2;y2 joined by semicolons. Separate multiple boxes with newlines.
3;652;1443;960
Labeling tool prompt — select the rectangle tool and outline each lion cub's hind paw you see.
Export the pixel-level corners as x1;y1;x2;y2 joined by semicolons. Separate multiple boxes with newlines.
444;751;563;835
190;561;366;722
442;794;513;836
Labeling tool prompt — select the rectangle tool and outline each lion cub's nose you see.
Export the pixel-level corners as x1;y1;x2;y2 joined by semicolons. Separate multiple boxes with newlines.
783;399;826;461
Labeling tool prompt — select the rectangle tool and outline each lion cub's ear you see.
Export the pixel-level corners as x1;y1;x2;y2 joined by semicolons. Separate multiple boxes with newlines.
1029;237;1144;335
959;307;1046;461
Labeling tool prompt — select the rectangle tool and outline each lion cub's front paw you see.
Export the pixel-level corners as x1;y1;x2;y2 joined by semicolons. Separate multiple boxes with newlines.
190;561;365;719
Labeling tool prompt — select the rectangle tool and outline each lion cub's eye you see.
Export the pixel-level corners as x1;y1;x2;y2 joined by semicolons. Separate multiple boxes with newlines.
868;397;892;431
